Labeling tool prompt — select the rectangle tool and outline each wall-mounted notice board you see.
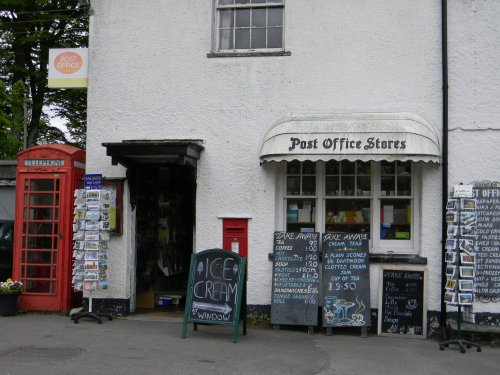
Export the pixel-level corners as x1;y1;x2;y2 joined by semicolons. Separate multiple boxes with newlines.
378;266;427;339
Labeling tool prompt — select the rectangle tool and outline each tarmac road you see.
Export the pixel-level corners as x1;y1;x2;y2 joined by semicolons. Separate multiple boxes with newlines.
0;314;498;375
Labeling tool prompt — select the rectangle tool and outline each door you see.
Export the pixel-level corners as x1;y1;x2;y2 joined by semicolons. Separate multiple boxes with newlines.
16;174;65;310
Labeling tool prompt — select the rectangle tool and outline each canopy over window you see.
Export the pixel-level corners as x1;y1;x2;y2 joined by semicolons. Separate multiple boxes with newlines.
259;113;441;164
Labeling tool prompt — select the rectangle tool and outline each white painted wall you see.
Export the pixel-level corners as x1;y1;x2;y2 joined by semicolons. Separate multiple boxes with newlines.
85;0;500;316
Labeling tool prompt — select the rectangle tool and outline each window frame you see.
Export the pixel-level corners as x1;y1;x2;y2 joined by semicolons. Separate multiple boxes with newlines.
210;0;288;56
278;161;421;255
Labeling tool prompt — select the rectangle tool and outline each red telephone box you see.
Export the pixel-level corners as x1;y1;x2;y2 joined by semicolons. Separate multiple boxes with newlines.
13;145;85;311
222;218;248;258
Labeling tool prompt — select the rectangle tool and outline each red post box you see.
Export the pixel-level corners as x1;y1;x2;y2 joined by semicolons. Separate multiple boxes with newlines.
13;145;85;312
222;218;248;259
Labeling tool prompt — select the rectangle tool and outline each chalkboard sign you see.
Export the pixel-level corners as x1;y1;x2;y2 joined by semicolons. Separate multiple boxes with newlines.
473;182;500;296
271;231;320;326
378;267;427;338
182;249;246;342
322;233;371;328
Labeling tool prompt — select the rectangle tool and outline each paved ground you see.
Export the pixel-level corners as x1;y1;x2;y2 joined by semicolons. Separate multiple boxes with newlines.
0;313;498;375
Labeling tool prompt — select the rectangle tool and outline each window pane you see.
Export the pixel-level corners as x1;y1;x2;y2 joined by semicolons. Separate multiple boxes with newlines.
397;176;411;195
287;199;315;232
235;0;250;3
251;28;266;48
325;176;340;196
302;161;316;174
302;176;316;196
341;161;355;175
325;161;339;174
380;199;411;240
219;9;234;28
267;27;282;48
268;7;283;26
219;0;234;5
341;176;355;196
357;177;371;195
287;160;300;174
30;179;54;191
252;8;266;27
381;161;395;174
325;199;370;238
235;9;250;27
252;0;267;3
235;28;250;49
30;193;54;206
381;176;395;196
219;29;233;49
287;176;300;195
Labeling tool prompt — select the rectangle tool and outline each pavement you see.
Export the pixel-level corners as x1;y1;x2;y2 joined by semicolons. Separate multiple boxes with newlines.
0;313;498;375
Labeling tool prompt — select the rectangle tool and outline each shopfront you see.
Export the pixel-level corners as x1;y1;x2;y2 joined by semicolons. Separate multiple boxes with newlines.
260;113;440;246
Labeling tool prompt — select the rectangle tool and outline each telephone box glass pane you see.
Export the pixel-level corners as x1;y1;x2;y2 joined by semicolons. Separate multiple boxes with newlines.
29;193;54;206
30;179;54;191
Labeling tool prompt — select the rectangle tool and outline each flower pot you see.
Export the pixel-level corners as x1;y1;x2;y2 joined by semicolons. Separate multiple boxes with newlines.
0;293;20;316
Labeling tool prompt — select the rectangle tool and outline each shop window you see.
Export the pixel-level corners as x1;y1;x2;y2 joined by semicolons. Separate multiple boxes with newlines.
214;0;285;52
324;161;371;238
282;160;418;253
285;160;316;232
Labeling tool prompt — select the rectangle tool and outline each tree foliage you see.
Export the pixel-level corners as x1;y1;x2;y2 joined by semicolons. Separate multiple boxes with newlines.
0;0;88;158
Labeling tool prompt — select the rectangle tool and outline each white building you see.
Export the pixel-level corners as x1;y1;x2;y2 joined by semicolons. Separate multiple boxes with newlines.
85;0;500;333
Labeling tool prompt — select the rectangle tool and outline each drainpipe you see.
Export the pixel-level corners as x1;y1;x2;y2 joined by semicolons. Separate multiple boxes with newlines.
440;0;449;337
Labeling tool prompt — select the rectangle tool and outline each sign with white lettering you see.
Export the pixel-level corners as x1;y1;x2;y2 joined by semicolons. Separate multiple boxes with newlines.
182;249;246;342
84;174;103;189
24;159;65;167
472;182;500;296
378;267;427;338
271;231;320;326
321;233;370;328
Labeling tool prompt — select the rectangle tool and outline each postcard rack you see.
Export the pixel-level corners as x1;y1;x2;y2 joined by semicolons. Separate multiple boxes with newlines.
71;189;113;324
439;192;481;353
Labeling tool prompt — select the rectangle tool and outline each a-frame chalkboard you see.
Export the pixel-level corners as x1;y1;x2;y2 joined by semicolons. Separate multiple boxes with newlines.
182;249;247;343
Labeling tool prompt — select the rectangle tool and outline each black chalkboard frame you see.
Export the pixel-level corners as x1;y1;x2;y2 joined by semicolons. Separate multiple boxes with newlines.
378;265;428;339
182;249;247;343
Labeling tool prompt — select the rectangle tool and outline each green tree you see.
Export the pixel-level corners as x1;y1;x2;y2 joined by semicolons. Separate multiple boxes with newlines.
0;80;26;159
0;0;88;157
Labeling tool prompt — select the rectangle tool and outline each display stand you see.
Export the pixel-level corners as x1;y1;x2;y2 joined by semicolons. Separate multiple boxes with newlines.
71;293;113;324
439;190;481;353
70;187;112;324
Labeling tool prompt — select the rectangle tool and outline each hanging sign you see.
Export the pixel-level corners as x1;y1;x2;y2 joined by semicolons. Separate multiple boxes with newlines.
85;174;103;190
48;48;88;88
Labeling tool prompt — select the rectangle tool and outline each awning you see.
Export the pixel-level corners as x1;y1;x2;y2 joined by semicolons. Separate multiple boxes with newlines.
259;113;441;164
102;140;204;168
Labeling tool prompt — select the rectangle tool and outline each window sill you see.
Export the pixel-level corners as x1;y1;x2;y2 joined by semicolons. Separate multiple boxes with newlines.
369;253;427;265
207;50;292;58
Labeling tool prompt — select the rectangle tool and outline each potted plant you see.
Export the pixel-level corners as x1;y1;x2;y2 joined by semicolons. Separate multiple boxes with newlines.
0;278;23;316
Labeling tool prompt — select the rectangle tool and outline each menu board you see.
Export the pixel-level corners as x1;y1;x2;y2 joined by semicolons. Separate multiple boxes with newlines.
379;267;427;338
321;233;371;327
473;182;500;296
271;231;320;326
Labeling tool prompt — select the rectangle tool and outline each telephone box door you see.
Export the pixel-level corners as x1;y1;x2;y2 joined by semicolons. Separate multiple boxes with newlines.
14;173;67;310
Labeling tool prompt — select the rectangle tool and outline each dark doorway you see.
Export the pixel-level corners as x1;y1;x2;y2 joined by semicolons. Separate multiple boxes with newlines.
134;164;195;311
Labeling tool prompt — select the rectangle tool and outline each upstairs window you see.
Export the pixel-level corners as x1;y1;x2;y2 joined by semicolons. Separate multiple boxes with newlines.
216;0;284;51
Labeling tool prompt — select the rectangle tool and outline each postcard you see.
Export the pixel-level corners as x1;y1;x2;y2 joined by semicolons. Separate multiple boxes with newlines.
445;252;456;263
460;253;475;264
461;198;477;210
459;280;474;292
84;240;100;251
445;292;457;305
445;278;456;290
460;211;476;227
445;239;457;251
447;225;458;238
446;265;456;276
459;266;475;278
84;270;99;281
446;212;458;223
446;199;458;211
459;238;475;254
460;226;476;238
458;293;473;305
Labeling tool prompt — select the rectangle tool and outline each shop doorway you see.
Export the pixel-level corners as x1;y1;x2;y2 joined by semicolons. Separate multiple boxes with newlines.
134;164;196;312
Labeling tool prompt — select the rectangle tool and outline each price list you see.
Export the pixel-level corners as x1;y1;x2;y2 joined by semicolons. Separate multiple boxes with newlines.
271;231;320;326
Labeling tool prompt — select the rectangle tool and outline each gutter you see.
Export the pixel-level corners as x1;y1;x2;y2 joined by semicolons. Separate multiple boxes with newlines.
440;0;449;337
